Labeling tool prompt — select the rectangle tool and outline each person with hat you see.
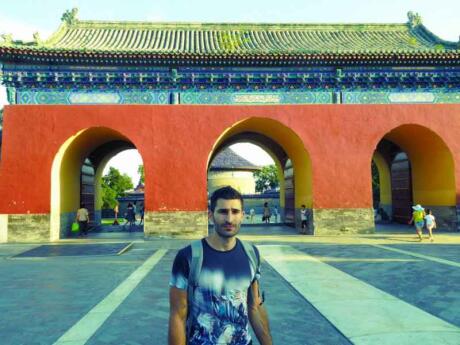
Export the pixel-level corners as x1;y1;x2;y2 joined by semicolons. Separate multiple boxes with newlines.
408;204;425;241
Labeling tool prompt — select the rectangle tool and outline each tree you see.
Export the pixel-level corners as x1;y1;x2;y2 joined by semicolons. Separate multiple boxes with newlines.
138;164;145;184
101;167;133;208
253;165;279;193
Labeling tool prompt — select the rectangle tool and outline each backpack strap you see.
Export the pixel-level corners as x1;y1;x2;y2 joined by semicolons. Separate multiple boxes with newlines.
240;240;259;280
187;240;203;338
189;240;203;290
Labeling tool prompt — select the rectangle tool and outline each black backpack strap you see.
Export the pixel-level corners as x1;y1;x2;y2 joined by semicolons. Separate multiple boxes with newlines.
186;240;203;338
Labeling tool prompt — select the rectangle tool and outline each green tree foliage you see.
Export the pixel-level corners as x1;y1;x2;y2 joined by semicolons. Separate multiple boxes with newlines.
101;167;133;208
253;165;279;193
138;164;145;184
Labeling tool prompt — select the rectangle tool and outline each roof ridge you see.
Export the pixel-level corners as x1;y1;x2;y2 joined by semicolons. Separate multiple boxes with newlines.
411;24;459;49
71;20;411;30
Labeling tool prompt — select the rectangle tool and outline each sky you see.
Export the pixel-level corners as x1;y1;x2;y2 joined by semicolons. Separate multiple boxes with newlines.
1;0;459;182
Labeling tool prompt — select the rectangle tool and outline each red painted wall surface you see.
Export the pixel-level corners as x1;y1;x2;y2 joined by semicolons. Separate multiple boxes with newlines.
0;104;459;214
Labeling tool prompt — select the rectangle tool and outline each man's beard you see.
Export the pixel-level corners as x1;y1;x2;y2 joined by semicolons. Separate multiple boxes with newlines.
214;222;241;238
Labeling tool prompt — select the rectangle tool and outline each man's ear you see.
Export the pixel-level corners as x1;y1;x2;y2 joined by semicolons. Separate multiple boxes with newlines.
208;210;214;223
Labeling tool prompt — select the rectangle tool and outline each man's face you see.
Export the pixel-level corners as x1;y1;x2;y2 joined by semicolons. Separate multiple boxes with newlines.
209;198;244;238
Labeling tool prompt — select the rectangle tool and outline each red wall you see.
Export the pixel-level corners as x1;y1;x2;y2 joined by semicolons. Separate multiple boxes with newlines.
1;104;460;214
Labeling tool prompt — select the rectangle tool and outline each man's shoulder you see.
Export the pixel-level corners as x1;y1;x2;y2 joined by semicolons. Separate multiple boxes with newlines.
175;242;193;260
237;239;260;261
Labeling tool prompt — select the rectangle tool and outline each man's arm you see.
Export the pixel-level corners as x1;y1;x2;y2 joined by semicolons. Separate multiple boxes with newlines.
248;280;273;345
168;286;188;345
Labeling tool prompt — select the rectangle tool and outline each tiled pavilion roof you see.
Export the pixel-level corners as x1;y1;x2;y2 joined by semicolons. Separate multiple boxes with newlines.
0;9;458;66
210;148;261;171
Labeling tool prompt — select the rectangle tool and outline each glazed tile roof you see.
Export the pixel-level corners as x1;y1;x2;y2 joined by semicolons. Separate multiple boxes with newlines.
210;148;261;171
0;10;458;65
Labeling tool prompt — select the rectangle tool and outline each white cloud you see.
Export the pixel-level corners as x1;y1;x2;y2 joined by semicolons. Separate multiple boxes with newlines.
0;14;53;41
230;143;274;166
103;149;143;185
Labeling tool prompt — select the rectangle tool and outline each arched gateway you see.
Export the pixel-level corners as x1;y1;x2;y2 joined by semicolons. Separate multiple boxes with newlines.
1;9;460;242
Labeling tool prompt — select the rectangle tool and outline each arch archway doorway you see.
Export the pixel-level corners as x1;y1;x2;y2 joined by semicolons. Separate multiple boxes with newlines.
51;127;146;240
207;117;312;233
372;124;456;231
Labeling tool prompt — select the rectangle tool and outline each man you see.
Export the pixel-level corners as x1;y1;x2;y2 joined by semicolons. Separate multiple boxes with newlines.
75;203;89;236
169;186;272;345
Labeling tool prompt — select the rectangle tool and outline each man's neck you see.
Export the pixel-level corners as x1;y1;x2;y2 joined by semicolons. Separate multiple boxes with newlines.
206;233;237;251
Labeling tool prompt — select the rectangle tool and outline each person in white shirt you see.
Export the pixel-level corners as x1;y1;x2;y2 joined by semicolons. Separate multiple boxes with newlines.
249;208;255;223
424;208;436;242
300;204;308;234
75;203;90;236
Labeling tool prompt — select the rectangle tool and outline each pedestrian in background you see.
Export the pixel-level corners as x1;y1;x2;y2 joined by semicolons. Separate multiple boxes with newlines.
300;204;308;234
75;203;89;236
424;208;436;242
408;204;425;241
273;206;279;223
124;202;136;231
113;202;119;225
263;202;271;224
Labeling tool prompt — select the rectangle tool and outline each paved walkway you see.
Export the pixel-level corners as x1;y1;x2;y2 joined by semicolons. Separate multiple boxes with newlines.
1;225;460;344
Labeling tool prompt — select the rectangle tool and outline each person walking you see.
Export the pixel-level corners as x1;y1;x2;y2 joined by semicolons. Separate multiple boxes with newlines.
249;208;255;224
113;203;119;225
273;206;279;223
263;202;271;224
408;204;426;241
300;205;308;234
75;203;90;236
139;202;145;225
124;202;136;231
168;186;272;345
424;208;437;242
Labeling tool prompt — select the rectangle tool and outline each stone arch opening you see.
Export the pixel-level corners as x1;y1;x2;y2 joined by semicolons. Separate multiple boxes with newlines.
207;117;312;232
50;127;145;240
372;124;456;230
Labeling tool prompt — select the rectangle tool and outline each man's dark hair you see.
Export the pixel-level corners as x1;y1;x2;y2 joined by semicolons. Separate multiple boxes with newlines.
210;186;244;212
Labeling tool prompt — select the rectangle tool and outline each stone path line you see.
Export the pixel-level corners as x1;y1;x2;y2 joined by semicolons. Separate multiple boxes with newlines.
259;245;460;345
53;249;167;345
370;244;460;268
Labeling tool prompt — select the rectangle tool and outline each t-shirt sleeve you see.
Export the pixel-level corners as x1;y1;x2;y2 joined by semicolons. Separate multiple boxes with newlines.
169;247;190;290
252;245;261;283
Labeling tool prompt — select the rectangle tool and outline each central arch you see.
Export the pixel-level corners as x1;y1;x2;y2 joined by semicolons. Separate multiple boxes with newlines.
50;127;145;240
207;117;312;231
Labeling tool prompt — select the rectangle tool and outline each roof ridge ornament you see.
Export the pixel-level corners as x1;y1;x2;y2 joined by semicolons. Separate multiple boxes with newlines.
33;32;42;45
407;11;422;28
61;8;79;25
0;33;13;45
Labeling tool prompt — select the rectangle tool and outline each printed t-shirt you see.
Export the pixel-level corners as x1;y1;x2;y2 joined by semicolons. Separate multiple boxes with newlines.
170;239;260;345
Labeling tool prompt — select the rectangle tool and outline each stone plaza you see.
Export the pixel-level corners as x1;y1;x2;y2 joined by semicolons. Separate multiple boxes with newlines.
1;225;459;344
